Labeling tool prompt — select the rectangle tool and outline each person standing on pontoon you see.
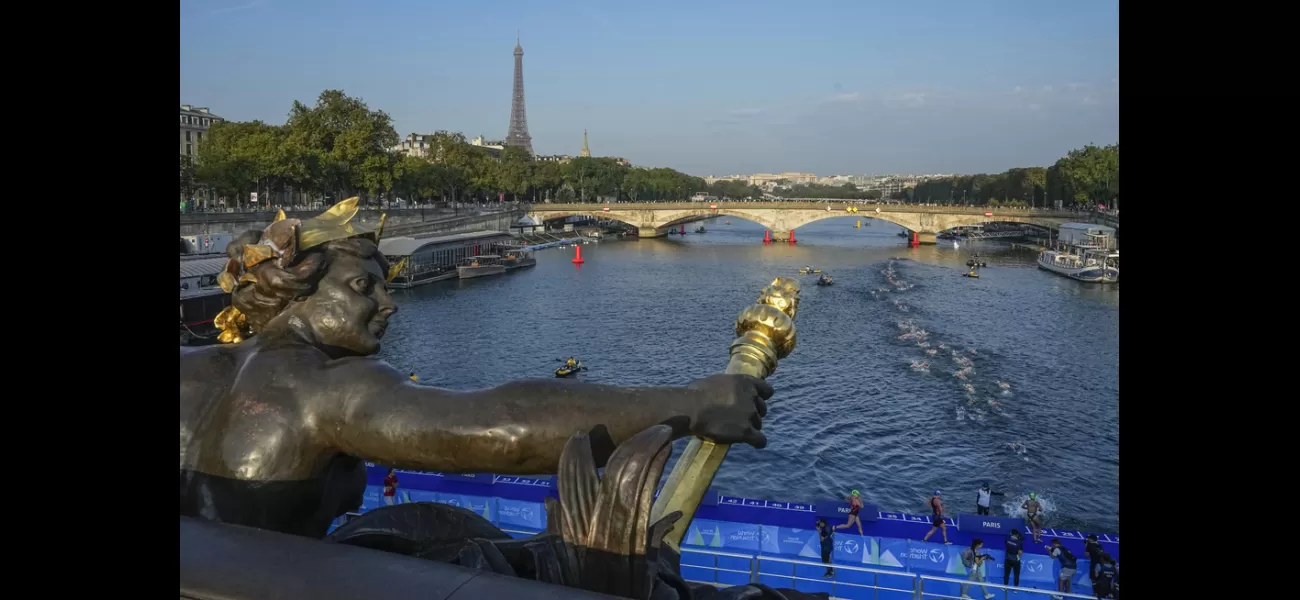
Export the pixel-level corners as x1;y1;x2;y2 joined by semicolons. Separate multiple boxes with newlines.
922;490;951;544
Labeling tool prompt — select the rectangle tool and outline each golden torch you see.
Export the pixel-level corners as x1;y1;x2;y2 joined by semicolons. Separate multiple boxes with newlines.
650;276;802;550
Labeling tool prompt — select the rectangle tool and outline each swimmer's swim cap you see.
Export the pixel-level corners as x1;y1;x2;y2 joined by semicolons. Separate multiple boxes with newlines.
1029;492;1037;499
934;490;942;496
851;490;860;496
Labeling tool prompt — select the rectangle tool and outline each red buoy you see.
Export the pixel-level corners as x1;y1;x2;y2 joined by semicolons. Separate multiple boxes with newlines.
763;230;772;243
572;245;585;264
788;230;797;244
910;231;919;247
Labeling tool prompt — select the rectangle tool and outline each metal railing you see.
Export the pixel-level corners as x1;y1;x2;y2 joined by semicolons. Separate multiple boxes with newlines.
679;547;758;588
917;573;1101;600
678;547;1117;600
756;555;917;600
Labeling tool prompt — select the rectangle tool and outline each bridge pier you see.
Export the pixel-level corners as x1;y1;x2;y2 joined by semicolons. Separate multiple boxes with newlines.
915;232;937;245
638;227;667;238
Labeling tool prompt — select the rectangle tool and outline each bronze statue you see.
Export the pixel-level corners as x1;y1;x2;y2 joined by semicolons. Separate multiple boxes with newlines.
179;198;772;540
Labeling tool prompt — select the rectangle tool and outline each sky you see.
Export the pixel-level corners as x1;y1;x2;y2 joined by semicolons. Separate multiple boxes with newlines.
180;0;1118;177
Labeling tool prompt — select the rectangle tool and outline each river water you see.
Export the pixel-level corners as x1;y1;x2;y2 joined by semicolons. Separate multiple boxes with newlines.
379;216;1120;534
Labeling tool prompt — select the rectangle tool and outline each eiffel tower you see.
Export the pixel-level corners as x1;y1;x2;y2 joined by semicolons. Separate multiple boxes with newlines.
505;32;533;154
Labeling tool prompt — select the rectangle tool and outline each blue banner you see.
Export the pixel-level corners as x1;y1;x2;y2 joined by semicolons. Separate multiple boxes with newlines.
715;520;765;552
832;534;879;565
957;513;1023;535
1017;552;1056;585
443;473;495;485
362;486;382;510
895;540;964;575
761;526;818;558
684;518;724;548
434;493;495;521
497;498;545;531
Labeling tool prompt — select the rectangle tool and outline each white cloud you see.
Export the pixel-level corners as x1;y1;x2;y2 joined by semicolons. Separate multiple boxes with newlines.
1013;86;1024;94
826;91;861;103
728;108;763;117
1028;103;1042;111
1082;95;1099;105
898;92;929;107
1042;85;1054;92
1067;82;1084;91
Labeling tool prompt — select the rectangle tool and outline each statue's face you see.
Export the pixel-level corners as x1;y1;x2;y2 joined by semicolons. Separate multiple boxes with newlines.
294;252;398;356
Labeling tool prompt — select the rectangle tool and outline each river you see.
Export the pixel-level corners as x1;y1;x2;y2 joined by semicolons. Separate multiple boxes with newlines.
378;216;1120;534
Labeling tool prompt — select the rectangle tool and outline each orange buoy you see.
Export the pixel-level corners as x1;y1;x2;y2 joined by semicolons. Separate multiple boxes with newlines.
572;245;585;264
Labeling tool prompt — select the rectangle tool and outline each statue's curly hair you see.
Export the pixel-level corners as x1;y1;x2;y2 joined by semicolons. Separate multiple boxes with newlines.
226;230;389;334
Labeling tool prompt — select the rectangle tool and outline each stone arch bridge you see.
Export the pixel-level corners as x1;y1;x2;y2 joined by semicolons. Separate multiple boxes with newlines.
527;202;1079;243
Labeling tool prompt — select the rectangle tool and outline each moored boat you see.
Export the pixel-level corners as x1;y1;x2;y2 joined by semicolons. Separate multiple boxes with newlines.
1037;247;1119;283
501;250;537;270
456;255;506;279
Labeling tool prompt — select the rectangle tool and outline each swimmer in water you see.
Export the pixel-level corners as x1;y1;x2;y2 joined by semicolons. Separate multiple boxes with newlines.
1023;492;1044;543
834;490;866;535
921;490;951;544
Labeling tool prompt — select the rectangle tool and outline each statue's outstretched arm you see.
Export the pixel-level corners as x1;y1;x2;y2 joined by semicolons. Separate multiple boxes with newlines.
322;359;770;475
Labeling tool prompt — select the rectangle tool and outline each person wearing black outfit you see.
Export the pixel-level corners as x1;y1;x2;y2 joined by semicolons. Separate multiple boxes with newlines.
1084;534;1104;586
815;518;835;577
1003;529;1024;586
1093;552;1117;599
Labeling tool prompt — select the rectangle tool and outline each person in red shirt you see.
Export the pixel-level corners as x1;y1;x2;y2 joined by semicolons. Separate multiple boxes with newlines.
834;490;865;535
383;468;398;505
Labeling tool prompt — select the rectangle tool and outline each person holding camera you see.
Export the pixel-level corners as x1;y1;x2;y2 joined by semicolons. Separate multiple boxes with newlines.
959;538;996;600
1048;538;1078;599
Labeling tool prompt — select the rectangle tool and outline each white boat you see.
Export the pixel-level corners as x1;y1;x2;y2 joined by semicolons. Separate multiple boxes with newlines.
456;255;506;279
1037;247;1119;283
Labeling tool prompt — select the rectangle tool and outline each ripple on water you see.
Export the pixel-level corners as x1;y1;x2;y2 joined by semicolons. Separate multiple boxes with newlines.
380;219;1119;532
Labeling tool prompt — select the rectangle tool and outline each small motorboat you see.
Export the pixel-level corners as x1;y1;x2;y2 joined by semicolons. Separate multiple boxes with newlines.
725;221;732;225
966;259;988;268
816;275;834;286
695;226;707;234
798;267;822;274
963;270;980;279
555;362;585;378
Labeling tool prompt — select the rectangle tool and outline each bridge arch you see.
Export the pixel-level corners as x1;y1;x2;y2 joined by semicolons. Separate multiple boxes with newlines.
657;208;779;232
528;211;645;232
527;204;1075;238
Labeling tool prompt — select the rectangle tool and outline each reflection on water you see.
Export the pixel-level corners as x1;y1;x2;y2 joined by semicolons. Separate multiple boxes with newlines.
381;215;1119;533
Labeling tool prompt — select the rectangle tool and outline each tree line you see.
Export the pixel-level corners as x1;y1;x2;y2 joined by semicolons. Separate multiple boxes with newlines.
182;90;751;207
181;89;1118;209
909;144;1119;208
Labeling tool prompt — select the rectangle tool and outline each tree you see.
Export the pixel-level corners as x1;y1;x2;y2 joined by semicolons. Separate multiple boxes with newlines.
180;155;197;199
284;90;398;202
496;146;533;201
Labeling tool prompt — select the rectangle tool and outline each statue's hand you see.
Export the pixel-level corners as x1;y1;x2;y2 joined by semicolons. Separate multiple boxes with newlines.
686;374;774;448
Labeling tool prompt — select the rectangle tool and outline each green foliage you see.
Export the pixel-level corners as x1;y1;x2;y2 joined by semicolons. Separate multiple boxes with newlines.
190;88;771;206
913;144;1117;208
180;156;197;198
770;182;875;200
